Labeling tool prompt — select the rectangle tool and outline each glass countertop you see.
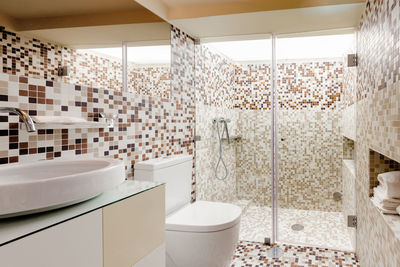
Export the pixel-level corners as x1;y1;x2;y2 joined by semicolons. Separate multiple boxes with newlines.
0;180;163;246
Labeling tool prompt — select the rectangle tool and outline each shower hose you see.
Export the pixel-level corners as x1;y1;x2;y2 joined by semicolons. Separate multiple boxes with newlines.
215;121;228;180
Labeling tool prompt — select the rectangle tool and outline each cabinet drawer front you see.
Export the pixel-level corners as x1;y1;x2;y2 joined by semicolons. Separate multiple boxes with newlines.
103;185;165;267
0;210;103;267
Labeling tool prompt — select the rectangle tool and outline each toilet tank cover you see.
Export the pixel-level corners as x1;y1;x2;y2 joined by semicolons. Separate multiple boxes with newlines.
134;154;192;171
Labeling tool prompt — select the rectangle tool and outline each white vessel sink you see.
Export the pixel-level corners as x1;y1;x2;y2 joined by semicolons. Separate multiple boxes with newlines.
0;158;125;218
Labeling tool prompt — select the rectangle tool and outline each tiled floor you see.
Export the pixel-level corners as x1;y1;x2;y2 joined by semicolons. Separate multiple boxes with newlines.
239;205;354;252
231;241;360;267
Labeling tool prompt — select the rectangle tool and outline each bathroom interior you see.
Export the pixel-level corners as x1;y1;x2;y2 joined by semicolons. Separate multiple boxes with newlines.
0;0;400;266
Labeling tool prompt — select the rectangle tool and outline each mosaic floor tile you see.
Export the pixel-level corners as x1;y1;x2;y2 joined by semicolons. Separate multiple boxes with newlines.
239;205;353;252
231;241;359;267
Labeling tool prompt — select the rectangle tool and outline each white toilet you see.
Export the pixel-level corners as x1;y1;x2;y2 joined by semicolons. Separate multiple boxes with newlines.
135;154;241;267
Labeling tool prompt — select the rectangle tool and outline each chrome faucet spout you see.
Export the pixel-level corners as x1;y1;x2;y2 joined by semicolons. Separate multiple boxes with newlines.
0;107;36;132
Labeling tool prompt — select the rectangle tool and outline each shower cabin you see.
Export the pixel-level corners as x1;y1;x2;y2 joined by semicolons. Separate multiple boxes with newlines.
194;32;357;252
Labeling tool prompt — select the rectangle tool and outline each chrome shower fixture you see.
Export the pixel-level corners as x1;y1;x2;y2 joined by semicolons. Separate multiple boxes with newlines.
213;117;231;180
212;117;230;144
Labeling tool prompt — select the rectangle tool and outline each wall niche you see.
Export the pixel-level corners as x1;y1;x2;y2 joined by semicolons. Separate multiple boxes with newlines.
343;137;355;160
369;149;400;196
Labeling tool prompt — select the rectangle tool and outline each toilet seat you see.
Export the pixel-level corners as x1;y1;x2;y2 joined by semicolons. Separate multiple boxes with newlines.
166;201;241;233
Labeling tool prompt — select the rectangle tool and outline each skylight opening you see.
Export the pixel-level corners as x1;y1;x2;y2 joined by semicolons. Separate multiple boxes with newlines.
204;33;355;62
79;45;171;65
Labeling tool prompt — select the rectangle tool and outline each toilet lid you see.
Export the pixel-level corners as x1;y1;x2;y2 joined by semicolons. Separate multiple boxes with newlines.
166;201;242;232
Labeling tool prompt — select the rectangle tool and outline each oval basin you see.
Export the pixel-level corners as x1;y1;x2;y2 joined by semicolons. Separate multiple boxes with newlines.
0;158;125;218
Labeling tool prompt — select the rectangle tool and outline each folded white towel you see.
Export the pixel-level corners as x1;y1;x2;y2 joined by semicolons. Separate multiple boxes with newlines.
32;116;88;124
372;196;399;214
372;185;400;212
378;171;400;184
396;205;400;216
377;171;400;199
374;186;400;204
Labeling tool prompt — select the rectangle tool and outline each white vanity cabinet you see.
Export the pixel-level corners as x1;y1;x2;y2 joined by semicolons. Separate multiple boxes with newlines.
0;209;103;267
0;184;165;267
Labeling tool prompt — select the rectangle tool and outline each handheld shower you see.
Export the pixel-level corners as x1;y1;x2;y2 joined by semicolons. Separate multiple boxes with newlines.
213;117;230;180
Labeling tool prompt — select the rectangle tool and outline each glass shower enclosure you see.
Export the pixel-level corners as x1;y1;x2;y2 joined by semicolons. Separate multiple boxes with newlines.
194;31;356;252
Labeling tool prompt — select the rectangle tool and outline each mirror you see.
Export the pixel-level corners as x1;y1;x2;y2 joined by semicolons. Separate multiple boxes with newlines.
73;25;171;98
126;42;171;98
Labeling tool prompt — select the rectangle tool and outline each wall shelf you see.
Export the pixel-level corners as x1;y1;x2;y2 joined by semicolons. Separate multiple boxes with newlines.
20;122;109;130
370;198;400;242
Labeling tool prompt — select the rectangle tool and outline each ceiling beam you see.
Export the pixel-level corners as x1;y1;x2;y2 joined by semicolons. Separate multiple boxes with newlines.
166;0;365;20
12;9;163;31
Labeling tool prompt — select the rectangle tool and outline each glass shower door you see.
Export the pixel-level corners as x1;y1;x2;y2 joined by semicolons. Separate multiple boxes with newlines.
193;36;274;244
276;33;356;251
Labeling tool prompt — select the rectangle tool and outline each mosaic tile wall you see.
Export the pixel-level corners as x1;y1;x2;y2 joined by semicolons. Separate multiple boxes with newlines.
194;44;239;202
195;43;345;211
343;63;357;108
0;26;196;199
277;109;343;211
235;63;343;211
233;64;271;110
0;30;62;80
233;61;343;111
342;104;357;141
127;64;170;98
195;45;236;108
170;26;196;200
341;56;357;141
225;108;343;211
61;48;123;91
235;109;272;205
195;103;239;202
355;0;400;266
277;61;343;110
342;159;357;249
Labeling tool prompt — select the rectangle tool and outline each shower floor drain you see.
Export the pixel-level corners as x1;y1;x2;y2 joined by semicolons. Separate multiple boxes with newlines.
291;224;304;231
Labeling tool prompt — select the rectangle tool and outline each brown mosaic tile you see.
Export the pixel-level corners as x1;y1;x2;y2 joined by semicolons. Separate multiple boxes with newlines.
231;241;359;266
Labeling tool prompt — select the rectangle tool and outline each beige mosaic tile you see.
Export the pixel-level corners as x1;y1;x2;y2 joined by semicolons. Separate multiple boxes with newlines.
195;103;239;202
239;205;354;252
127;64;170;98
355;1;400;265
342;160;356;249
342;104;356;141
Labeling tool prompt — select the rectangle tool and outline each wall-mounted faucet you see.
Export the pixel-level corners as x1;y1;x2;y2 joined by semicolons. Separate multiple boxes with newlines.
0;107;36;132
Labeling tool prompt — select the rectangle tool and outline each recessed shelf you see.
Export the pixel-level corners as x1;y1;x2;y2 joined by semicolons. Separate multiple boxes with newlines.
370;198;400;242
343;137;355;160
369;149;400;241
369;149;400;196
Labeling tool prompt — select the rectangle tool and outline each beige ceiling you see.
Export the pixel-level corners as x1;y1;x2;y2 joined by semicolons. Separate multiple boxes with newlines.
137;0;365;39
22;22;171;48
1;0;143;19
161;0;238;6
0;0;365;47
0;0;162;31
